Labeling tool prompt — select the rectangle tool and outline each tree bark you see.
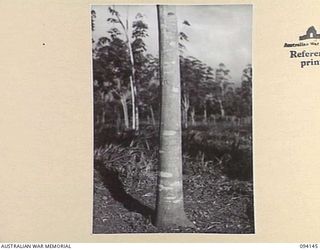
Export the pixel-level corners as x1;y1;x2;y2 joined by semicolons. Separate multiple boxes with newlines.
155;5;194;229
126;18;138;131
190;107;195;126
129;76;136;130
182;95;189;128
136;97;139;130
114;9;137;130
218;99;225;117
203;106;207;124
120;97;129;129
150;106;156;126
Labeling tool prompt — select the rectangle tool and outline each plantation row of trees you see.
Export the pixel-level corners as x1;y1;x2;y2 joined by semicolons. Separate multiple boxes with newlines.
92;7;252;132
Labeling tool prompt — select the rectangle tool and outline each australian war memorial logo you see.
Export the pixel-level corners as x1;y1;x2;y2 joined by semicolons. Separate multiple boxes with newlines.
299;26;320;40
284;26;320;68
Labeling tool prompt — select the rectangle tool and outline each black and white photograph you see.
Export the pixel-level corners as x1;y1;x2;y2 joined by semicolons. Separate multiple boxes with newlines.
92;4;253;233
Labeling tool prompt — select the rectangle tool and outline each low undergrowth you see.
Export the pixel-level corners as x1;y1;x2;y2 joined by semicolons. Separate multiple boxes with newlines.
93;127;254;233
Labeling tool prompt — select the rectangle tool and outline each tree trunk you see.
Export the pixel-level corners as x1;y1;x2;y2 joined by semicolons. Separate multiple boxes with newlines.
136;101;139;130
184;111;188;128
182;95;189;128
126;17;138;131
220;81;224;97
203;106;207;124
129;76;136;130
218;99;225;117
182;108;187;128
190;107;195;126
155;5;194;229
120;97;129;129
150;106;156;126
114;9;137;131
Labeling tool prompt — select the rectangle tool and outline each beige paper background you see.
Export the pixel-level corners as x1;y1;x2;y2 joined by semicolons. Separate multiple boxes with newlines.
0;0;319;243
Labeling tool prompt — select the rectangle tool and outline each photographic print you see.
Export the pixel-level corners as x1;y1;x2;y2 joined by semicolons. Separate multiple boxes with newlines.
92;4;253;233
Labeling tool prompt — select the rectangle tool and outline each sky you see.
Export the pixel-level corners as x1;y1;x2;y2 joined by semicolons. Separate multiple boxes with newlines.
92;5;252;84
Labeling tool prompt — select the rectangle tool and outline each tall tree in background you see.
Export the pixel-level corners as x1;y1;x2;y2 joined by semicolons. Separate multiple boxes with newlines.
107;7;137;130
93;35;132;129
155;5;194;228
92;7;151;131
180;56;215;127
214;63;234;118
137;54;160;127
239;64;252;117
92;6;251;131
107;7;149;130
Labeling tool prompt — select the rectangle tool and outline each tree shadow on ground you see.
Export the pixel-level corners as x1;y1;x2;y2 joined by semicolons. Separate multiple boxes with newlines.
95;160;155;220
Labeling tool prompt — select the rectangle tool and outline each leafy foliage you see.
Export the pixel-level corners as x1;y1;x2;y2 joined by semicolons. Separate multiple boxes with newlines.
92;7;252;131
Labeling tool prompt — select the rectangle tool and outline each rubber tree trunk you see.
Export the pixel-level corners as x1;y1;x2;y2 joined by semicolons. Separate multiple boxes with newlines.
135;93;140;130
113;8;137;131
120;97;129;129
129;76;136;130
155;5;194;229
150;106;156;126
203;106;207;124
126;17;139;131
182;95;189;128
190;107;195;126
218;99;225;117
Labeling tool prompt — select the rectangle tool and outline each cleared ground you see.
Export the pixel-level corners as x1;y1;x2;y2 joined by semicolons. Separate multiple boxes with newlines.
93;123;254;233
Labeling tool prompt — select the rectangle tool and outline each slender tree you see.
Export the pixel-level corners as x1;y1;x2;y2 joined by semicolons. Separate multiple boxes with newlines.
155;5;194;228
107;7;137;130
213;63;234;118
108;7;149;130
